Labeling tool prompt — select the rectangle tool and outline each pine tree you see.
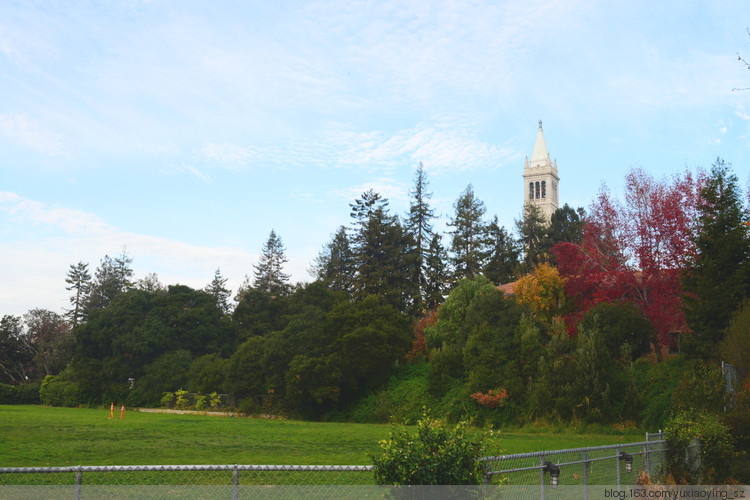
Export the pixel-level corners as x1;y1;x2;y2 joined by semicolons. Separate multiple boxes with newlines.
136;272;164;292
86;249;134;312
423;233;450;310
65;261;91;327
311;226;355;293
253;230;291;295
205;268;232;314
448;184;487;282
405;163;436;310
483;216;520;284
516;203;547;269
682;159;750;357
350;190;418;313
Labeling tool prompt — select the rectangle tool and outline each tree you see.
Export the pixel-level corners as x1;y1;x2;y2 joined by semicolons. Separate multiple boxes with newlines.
350;190;417;314
448;185;487;281
516;202;547;269
253;230;291;295
65;261;91;328
483;216;520;284
136;272;164;293
310;226;355;293
87;249;134;312
513;262;567;327
720;299;750;380
204;268;232;314
578;301;656;361
23;308;72;378
405;163;436;312
543;204;584;256
683;159;750;356
423;233;450;310
0;315;34;384
554;168;700;347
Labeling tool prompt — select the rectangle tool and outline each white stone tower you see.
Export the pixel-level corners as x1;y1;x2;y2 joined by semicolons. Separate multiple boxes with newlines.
523;120;559;222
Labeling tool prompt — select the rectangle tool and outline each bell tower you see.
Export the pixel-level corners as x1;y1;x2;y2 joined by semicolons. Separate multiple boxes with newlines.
523;120;559;222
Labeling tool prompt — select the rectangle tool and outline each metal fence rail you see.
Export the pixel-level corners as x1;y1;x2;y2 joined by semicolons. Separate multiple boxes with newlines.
481;436;667;499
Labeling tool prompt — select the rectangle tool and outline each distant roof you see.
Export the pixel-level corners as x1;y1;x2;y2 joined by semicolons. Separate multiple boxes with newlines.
496;280;518;296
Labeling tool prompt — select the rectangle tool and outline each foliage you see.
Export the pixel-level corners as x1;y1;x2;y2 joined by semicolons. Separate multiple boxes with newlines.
554;167;701;347
513;262;567;326
370;413;486;485
448;184;488;281
671;360;726;415
423;233;450;310
0;314;34;384
253;229;291;295
24;308;74;379
39;375;81;407
406;309;437;362
578;302;655;361
86;250;134;313
204;268;232;314
720;298;750;381
350;189;419;315
516;203;547;269
632;357;686;429
483;216;520;285
470;388;508;408
682;159;750;358
65;261;91;327
665;411;733;484
160;392;173;408
405;162;436;313
0;382;41;404
310;225;355;293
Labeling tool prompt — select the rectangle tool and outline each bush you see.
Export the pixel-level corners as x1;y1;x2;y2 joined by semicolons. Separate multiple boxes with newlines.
39;375;81;407
0;382;41;404
665;411;733;484
370;412;487;485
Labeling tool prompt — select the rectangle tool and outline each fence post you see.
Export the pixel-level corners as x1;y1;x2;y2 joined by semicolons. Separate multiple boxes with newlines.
583;451;589;500
75;466;82;500
232;464;239;500
540;456;546;500
616;447;621;488
644;432;651;477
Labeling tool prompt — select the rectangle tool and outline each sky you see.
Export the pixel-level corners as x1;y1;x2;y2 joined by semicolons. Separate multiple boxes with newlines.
2;0;750;317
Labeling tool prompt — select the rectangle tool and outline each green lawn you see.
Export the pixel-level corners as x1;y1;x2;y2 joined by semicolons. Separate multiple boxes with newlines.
0;405;645;467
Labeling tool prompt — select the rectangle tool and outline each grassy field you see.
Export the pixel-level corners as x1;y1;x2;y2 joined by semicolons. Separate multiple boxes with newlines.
0;405;645;467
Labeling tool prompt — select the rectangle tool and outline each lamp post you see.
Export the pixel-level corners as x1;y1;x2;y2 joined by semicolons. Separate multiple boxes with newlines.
619;452;633;474
543;461;560;489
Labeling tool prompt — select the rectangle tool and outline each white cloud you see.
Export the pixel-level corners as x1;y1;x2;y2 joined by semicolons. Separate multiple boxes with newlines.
328;178;409;205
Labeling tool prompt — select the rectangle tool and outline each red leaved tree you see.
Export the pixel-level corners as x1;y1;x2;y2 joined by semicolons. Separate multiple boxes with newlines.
553;167;702;350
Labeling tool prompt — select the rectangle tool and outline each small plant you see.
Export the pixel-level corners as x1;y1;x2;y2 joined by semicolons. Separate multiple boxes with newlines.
370;411;488;485
665;410;733;484
194;393;207;411
160;392;174;409
209;392;222;411
174;389;189;410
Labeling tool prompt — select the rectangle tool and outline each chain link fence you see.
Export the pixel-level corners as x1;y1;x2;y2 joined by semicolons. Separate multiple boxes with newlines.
481;433;667;499
0;435;671;498
0;464;375;499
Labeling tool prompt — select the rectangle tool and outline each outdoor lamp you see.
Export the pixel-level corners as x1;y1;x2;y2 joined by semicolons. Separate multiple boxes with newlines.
620;452;633;473
543;461;560;489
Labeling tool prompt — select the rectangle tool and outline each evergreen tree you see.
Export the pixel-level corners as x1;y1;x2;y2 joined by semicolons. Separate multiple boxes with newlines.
350;190;418;314
405;163;436;311
136;272;164;292
423;233;450;310
204;268;232;314
544;204;584;251
86;249;134;312
516;203;547;269
253;230;291;295
65;261;91;328
483;216;520;284
448;184;487;282
682;159;750;357
310;226;355;293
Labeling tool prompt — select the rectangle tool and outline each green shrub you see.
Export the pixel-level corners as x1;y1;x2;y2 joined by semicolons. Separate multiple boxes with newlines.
160;392;174;409
370;412;487;485
238;396;256;416
671;360;726;414
174;388;189;410
194;393;207;411
0;382;41;404
634;357;686;429
665;411;733;484
39;375;81;407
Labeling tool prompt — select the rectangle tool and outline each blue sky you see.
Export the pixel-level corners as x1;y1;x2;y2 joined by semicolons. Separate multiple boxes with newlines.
2;0;750;316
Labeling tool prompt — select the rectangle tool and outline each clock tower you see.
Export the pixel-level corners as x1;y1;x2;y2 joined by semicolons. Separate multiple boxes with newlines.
523;121;559;222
